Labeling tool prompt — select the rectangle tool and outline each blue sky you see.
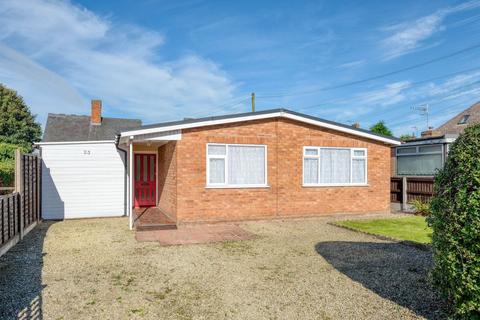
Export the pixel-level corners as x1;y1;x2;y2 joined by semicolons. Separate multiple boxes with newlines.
1;0;480;136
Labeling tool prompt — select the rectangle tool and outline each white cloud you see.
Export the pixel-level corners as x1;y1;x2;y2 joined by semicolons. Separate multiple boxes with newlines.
380;0;480;60
336;59;366;69
0;0;237;125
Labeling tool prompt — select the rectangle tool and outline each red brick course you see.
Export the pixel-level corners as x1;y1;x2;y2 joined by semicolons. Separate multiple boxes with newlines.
157;118;392;223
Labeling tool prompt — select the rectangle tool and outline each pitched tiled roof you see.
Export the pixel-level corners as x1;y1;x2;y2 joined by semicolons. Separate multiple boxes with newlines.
436;101;480;135
43;113;142;142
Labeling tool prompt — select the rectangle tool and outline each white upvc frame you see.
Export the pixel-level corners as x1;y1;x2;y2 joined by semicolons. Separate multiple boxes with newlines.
302;146;368;187
206;143;268;188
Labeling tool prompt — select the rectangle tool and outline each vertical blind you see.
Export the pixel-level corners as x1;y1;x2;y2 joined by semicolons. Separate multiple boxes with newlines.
303;147;367;185
207;144;266;186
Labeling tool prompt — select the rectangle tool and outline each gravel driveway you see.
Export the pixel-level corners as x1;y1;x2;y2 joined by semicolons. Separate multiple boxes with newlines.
0;216;445;319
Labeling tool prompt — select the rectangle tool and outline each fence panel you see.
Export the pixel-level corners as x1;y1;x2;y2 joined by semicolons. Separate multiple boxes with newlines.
406;177;434;203
390;177;403;203
0;151;41;256
0;193;20;247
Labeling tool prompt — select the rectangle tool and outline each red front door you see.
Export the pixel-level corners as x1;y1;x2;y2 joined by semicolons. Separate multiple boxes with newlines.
134;154;156;207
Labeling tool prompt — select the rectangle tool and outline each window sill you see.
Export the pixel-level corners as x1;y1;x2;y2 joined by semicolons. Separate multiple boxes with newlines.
205;185;270;189
302;184;369;188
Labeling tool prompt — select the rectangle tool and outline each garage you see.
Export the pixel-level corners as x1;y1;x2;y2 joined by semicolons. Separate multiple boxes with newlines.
38;101;141;219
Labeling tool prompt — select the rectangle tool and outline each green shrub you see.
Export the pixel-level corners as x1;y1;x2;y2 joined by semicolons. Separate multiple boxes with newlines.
409;199;431;216
0;143;29;187
428;124;480;318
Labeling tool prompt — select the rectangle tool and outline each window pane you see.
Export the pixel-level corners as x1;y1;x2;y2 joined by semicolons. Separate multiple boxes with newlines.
305;148;318;156
352;159;366;183
135;156;140;181
228;145;265;185
208;145;226;155
319;149;350;183
419;145;442;153
150;156;155;181
209;158;225;183
353;150;365;157
397;147;416;155
397;154;442;176
304;158;318;184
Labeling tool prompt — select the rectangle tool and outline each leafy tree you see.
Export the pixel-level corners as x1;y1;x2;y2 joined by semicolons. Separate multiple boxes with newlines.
369;121;393;137
428;124;480;318
0;84;41;148
399;134;415;141
0;84;41;186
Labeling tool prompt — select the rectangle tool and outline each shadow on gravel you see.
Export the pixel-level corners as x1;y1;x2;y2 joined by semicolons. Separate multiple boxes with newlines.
315;241;445;320
0;221;55;320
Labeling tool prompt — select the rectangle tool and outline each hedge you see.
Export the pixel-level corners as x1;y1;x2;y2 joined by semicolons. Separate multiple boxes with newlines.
0;143;29;187
428;124;480;318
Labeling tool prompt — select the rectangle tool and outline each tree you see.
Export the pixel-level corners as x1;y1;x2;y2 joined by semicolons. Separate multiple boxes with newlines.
0;84;42;148
0;84;41;186
369;121;393;137
399;134;415;141
428;124;480;318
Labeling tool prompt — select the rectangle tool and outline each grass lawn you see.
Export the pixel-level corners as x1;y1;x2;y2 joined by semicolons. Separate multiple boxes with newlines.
335;216;432;244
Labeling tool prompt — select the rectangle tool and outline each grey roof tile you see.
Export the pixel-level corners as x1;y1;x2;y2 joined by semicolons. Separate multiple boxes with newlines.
43;114;142;142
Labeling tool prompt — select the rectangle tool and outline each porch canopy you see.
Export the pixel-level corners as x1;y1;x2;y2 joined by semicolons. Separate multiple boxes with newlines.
117;130;181;229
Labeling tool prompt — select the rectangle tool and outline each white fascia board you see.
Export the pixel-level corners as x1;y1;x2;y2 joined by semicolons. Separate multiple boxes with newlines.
120;112;282;137
120;111;401;145
35;140;115;146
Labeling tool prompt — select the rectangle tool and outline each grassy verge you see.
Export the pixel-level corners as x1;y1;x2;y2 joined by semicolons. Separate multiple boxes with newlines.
335;216;432;244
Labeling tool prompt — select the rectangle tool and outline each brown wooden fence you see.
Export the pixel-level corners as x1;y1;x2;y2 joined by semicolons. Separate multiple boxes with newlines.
391;176;434;210
0;151;41;256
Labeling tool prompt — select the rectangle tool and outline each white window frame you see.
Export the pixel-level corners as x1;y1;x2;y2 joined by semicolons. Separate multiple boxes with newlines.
302;146;368;187
206;143;268;188
396;144;444;176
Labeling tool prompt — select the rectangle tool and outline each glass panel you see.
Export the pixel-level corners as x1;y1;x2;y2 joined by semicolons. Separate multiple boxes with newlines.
143;156;147;182
419;145;442;154
135;156;140;181
397;147;416;155
353;150;365;157
228;145;265;185
209;158;225;184
304;158;319;184
319;148;350;184
352;159;366;183
305;148;318;156
150;156;155;181
208;145;226;155
397;154;442;176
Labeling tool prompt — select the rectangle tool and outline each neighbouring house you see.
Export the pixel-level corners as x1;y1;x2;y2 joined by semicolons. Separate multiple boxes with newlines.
38;101;400;229
392;101;480;176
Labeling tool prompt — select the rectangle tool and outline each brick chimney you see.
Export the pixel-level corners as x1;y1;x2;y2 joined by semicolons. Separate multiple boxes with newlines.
351;122;360;129
421;128;442;138
91;100;102;125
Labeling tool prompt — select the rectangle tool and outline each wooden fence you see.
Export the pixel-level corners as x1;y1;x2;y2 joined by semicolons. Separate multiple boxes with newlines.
0;150;41;256
391;176;434;210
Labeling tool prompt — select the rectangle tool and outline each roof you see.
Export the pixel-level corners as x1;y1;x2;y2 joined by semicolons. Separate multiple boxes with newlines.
436;101;480;135
120;108;401;145
42;113;142;142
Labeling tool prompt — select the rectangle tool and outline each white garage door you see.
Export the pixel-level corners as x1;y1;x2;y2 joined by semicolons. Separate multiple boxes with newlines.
41;142;126;219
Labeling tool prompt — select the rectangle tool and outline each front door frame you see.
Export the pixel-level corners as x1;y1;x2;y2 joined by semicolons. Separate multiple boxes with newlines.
133;151;158;208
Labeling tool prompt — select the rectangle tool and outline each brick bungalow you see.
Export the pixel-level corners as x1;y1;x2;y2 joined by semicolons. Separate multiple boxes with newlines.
116;108;400;229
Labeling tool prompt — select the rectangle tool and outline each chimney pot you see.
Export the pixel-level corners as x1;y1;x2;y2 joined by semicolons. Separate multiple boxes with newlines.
91;100;102;124
352;122;360;129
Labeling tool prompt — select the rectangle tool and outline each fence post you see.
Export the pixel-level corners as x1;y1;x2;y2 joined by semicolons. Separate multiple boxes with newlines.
15;150;24;239
401;176;408;211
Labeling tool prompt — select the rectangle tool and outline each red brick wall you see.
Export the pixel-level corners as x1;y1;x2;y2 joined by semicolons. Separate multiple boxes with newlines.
157;142;177;220
169;118;391;223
